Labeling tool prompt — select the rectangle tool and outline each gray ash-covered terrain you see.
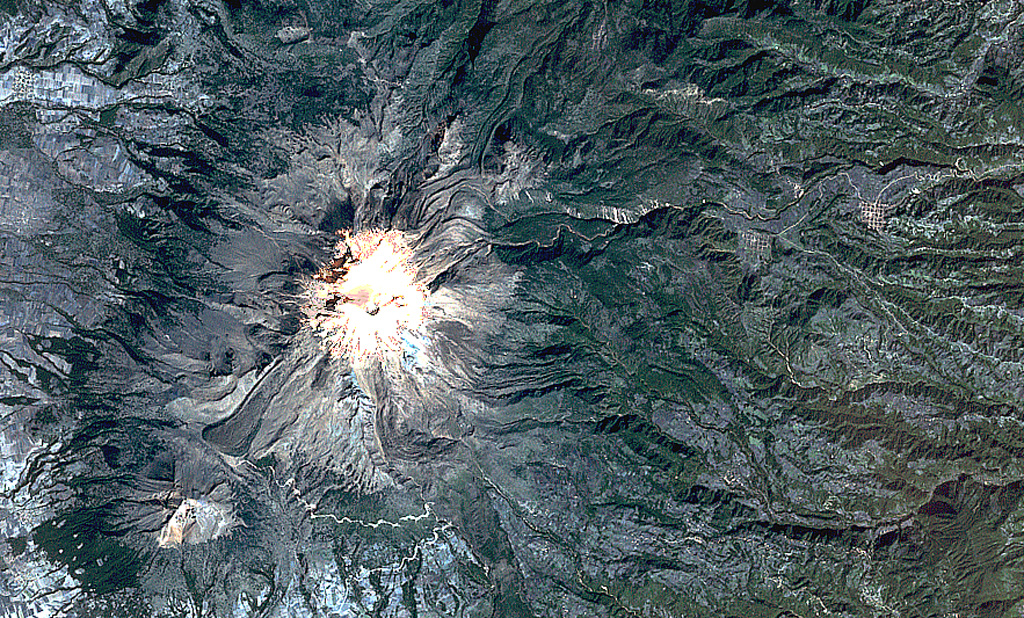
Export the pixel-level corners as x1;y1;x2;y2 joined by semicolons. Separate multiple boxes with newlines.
3;0;1024;616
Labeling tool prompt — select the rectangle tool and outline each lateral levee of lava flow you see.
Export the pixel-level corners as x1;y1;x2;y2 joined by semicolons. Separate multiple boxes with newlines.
303;229;428;361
